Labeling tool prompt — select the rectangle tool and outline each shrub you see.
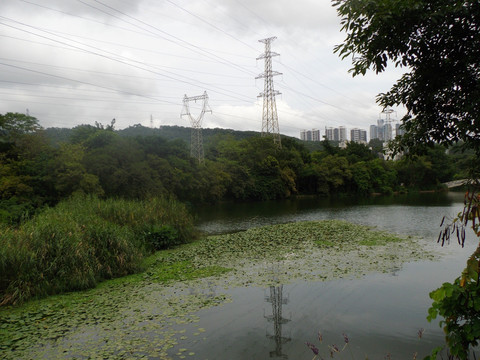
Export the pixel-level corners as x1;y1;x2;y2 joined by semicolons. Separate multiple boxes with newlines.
143;225;180;250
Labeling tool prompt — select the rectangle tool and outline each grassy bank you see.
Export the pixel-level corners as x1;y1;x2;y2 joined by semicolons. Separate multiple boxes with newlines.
0;195;196;306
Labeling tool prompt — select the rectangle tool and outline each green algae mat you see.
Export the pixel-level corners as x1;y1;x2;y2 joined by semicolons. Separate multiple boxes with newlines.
0;220;437;359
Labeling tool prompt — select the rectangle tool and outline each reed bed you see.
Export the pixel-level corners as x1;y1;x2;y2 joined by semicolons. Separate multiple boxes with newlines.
0;195;196;306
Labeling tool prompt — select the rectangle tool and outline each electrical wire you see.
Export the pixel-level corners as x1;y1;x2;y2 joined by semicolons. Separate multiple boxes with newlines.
164;0;259;53
0;17;254;102
0;62;178;105
81;0;258;77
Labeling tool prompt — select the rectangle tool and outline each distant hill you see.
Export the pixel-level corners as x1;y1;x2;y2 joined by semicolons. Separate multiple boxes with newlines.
117;124;260;144
43;124;324;151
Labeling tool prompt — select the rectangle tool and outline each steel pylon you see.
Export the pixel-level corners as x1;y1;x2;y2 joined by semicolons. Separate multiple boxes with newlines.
256;37;282;148
181;91;212;164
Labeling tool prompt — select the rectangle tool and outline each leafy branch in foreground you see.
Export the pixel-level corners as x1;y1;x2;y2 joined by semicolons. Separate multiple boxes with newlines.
428;183;480;359
439;183;480;248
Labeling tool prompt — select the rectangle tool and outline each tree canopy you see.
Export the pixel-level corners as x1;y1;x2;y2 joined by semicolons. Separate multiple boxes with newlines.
333;0;480;155
0;113;41;146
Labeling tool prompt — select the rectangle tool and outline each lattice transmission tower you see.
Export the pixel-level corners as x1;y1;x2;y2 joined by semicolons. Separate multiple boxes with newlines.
380;106;398;141
256;37;282;148
181;91;212;164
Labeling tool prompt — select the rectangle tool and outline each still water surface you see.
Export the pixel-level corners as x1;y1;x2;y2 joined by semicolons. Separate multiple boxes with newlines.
183;193;477;359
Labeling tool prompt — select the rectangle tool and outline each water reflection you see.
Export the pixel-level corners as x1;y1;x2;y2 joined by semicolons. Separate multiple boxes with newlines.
263;266;291;359
189;280;217;299
264;285;290;359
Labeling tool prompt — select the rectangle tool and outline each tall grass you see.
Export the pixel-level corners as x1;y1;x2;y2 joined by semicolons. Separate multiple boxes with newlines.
0;195;196;306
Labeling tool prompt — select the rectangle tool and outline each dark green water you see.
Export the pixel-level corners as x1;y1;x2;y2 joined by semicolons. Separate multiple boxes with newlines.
195;192;464;237
184;192;478;359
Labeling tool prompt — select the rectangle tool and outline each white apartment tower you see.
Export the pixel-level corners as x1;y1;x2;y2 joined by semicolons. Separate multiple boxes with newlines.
325;127;334;141
351;128;367;143
300;129;321;142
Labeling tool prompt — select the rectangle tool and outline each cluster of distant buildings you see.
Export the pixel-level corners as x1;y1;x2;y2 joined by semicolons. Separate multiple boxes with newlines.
300;119;405;145
300;126;366;144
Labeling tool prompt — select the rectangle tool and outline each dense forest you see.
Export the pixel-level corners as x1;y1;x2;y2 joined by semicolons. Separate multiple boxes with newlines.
0;112;472;224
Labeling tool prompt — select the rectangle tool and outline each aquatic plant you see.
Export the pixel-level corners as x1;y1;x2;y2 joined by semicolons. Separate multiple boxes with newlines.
306;329;435;359
305;331;350;359
0;195;197;306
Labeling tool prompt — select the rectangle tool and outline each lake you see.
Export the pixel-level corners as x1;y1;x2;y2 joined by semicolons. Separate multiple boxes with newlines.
184;192;477;359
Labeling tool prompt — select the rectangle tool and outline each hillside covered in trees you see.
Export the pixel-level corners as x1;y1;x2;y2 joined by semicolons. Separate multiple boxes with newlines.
0;112;471;224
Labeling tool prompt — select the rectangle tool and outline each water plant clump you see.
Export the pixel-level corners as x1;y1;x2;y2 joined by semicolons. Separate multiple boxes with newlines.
166;220;436;287
0;195;197;306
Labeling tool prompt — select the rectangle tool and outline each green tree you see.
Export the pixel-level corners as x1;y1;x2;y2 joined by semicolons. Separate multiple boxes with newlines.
82;131;159;199
0;112;41;147
350;161;370;195
367;158;397;194
0;131;57;222
333;0;480;155
251;155;284;200
298;163;325;195
318;155;352;195
395;156;429;188
425;145;455;183
344;141;376;164
52;143;104;198
69;124;101;145
368;138;384;158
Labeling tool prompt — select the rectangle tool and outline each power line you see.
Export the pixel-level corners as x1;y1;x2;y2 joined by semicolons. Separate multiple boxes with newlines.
0;56;249;82
83;0;258;77
279;60;367;108
0;17;254;102
164;0;259;53
0;62;177;105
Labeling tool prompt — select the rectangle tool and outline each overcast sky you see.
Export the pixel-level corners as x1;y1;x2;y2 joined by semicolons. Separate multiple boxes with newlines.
0;0;405;139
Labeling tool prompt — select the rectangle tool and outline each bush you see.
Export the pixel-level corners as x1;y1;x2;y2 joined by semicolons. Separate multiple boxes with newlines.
144;225;180;250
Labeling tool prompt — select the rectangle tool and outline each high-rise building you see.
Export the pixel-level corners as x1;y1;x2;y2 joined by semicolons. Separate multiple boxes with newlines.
326;126;347;142
325;127;334;141
370;124;378;140
383;123;393;141
337;126;347;142
300;129;321;142
351;128;367;143
300;129;307;141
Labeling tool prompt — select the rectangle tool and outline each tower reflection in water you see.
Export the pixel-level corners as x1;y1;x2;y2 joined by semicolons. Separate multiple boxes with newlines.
264;266;291;359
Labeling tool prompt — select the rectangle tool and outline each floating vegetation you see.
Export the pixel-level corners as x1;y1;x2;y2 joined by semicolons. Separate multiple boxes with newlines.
165;220;436;287
0;220;438;359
